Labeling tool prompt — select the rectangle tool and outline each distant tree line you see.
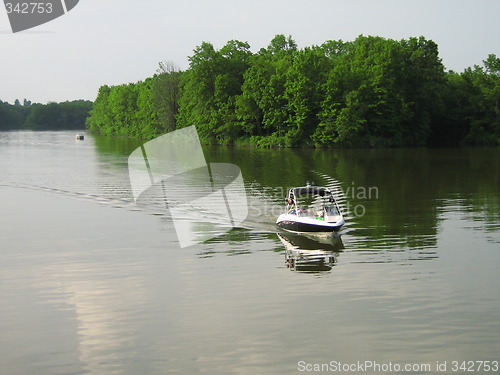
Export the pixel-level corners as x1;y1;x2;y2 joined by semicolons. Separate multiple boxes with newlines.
0;99;92;131
86;35;499;147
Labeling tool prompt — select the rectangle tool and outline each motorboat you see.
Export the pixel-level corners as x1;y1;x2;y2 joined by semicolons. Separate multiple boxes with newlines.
75;133;84;140
276;186;344;233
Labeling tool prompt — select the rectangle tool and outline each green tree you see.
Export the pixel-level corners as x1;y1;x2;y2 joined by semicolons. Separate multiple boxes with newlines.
177;40;252;143
107;84;139;136
461;55;500;145
285;46;330;146
177;41;220;141
0;100;25;129
133;80;155;138
431;71;477;145
398;37;446;145
26;100;92;130
314;36;445;147
86;85;112;134
153;61;182;133
213;40;252;143
236;35;297;146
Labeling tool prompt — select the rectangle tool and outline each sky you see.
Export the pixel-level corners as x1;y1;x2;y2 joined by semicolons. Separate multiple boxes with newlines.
1;0;499;104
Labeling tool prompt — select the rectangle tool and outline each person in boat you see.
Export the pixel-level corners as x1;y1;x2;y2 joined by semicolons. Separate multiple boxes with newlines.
297;207;308;215
288;195;296;214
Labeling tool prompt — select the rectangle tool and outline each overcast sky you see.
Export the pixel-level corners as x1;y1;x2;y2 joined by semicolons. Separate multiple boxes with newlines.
1;0;499;104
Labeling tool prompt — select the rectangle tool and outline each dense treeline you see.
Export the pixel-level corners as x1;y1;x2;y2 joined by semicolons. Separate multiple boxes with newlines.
0;99;93;130
87;35;500;147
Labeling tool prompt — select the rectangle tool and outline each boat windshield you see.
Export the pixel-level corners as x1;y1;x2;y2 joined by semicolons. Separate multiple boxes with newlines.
288;204;340;218
325;205;340;216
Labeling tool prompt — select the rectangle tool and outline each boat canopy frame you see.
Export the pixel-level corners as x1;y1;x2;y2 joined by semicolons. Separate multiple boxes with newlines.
288;186;332;198
285;186;340;217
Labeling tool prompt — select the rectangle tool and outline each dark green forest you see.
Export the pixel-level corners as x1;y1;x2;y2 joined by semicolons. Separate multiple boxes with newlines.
0;99;92;131
86;35;497;147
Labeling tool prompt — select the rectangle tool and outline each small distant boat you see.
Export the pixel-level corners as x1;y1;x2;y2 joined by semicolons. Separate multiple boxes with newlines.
276;186;345;233
75;134;84;140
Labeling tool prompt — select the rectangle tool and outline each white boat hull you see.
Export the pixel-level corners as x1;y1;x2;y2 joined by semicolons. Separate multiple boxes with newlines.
276;213;344;233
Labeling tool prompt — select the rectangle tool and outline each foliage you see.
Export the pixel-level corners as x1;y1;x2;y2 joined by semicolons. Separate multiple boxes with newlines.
177;40;252;143
0;100;26;129
0;99;92;130
312;36;446;146
87;66;183;140
154;62;182;133
85;35;499;147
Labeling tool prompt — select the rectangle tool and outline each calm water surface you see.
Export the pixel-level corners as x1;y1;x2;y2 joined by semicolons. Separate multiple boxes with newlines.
0;131;499;374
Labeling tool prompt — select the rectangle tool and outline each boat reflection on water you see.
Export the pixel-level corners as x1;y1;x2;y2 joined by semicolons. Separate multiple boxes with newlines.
277;232;344;272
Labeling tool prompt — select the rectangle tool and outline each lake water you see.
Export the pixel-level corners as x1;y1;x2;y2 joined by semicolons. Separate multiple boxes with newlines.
0;131;499;375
